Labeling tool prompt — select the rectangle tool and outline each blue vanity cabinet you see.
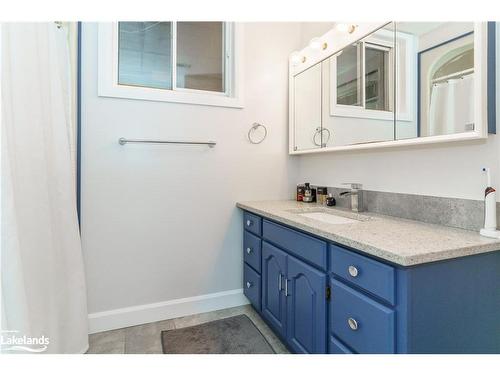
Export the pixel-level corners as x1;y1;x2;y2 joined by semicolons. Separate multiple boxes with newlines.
263;219;327;270
243;264;261;311
330;278;395;354
286;255;327;353
261;242;288;337
243;212;263;312
329;335;354;354
243;211;262;236
329;246;500;354
330;244;395;305
258;219;328;353
393;252;500;354
261;240;327;353
244;231;262;273
241;210;500;354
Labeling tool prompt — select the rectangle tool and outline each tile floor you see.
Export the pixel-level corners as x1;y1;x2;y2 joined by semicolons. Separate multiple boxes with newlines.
86;305;290;354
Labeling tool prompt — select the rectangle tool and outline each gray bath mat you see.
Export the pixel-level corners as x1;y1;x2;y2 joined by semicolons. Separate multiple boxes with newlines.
161;314;275;354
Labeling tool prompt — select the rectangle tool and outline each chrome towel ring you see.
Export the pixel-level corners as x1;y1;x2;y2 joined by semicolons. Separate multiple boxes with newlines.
313;127;331;147
248;123;267;144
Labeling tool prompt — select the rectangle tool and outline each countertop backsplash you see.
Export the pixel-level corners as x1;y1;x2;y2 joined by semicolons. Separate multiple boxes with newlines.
312;186;488;232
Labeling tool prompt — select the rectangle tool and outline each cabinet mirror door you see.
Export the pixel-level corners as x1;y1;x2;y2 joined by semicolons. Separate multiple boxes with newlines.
322;23;396;148
293;63;323;151
395;22;476;140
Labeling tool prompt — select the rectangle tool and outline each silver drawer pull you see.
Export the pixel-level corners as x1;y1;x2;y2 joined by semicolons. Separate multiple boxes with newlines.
348;265;359;277
246;247;252;254
348;317;358;331
278;273;282;290
285;278;289;297
246;219;252;227
246;281;253;289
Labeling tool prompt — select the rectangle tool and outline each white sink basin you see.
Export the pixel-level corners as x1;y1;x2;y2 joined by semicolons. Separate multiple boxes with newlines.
298;211;361;225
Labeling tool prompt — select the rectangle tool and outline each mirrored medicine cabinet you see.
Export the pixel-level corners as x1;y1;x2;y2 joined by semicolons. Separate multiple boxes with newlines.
289;22;496;154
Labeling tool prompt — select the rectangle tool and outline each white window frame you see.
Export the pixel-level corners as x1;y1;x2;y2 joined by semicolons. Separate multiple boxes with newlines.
330;37;395;121
98;22;244;108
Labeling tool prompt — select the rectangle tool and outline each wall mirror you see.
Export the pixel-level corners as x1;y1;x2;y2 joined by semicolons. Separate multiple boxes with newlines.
289;22;494;154
395;22;475;140
323;23;396;148
293;63;322;150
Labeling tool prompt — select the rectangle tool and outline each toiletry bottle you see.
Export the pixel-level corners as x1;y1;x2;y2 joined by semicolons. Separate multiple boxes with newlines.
326;193;336;207
296;184;305;201
303;183;313;203
480;168;500;238
311;187;317;203
317;187;327;205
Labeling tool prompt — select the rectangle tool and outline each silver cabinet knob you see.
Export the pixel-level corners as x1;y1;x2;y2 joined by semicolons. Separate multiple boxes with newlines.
246;219;252;227
246;247;252;254
348;265;359;277
348;317;358;331
246;281;252;289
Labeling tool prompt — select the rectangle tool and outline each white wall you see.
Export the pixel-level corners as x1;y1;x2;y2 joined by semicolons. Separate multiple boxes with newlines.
81;22;300;328
295;137;500;201
295;22;500;202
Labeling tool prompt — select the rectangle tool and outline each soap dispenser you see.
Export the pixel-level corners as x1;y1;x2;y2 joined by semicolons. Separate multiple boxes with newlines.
303;183;313;203
480;167;500;238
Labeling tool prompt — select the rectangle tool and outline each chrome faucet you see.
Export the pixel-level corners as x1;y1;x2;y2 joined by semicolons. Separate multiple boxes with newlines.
339;183;364;212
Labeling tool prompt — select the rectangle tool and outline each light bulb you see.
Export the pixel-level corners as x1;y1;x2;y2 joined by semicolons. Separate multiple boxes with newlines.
309;37;322;51
290;52;302;66
336;23;356;34
336;23;349;33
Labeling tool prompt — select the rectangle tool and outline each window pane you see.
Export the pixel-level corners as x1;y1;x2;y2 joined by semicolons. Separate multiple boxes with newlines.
336;43;361;106
365;46;389;111
118;22;172;89
176;22;224;92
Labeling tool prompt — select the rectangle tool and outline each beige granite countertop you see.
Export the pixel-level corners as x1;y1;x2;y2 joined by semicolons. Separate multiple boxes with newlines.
236;200;500;266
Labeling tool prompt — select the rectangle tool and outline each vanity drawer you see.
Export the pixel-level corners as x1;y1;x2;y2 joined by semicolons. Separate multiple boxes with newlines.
263;220;327;270
330;244;395;305
243;231;262;273
329;336;354;354
243;211;262;236
244;264;261;311
331;279;395;354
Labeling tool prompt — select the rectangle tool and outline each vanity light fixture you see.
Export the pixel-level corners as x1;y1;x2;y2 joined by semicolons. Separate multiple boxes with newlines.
309;37;322;51
336;23;357;34
309;37;328;51
290;51;301;66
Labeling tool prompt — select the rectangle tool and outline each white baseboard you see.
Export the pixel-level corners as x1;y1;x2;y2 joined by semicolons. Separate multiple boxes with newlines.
88;288;248;334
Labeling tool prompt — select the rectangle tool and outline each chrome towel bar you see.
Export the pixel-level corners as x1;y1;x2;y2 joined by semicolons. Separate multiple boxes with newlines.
118;138;216;148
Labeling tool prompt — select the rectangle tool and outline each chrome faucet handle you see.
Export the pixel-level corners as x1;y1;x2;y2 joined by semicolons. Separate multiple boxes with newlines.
341;183;362;190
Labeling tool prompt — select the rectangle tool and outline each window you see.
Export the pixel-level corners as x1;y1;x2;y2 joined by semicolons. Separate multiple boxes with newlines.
331;36;394;120
336;43;362;106
118;22;173;90
364;43;391;111
176;22;225;92
98;22;243;108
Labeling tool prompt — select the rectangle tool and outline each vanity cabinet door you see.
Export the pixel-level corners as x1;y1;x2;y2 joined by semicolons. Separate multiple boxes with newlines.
262;242;287;338
293;63;323;151
286;255;327;354
330;279;395;354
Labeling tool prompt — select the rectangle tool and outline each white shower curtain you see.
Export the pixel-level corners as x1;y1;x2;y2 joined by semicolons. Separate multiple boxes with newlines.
1;23;88;353
428;74;474;136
